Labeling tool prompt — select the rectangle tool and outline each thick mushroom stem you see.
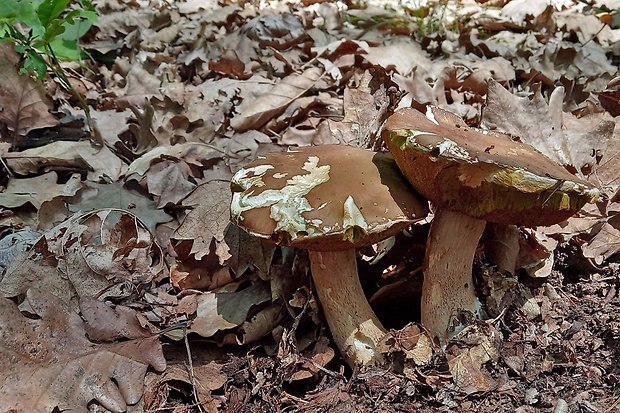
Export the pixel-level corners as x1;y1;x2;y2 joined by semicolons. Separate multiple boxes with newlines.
309;249;386;367
421;208;486;347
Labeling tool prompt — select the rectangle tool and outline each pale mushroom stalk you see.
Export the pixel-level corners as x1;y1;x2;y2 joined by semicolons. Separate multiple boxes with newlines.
309;250;386;367
421;208;485;347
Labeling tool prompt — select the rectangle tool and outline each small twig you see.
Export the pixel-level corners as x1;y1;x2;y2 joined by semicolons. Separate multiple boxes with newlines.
300;356;345;380
278;389;309;404
0;157;12;178
604;395;620;413
183;324;204;412
343;364;359;393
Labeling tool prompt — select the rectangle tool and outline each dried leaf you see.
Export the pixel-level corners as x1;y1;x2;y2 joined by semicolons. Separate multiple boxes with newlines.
446;322;501;394
0;43;59;137
173;180;232;262
230;67;323;131
4;141;127;181
224;224;276;277
187;281;272;338
1;210;165;307
69;181;172;233
482;80;615;177
0;289;165;412
146;160;196;208
581;214;620;264
0;227;41;275
0;171;82;210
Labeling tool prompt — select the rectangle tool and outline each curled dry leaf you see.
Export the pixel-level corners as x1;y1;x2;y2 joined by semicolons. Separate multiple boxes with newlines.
445;321;502;394
0;289;165;413
0;171;82;210
230;67;323;131
482;79;615;177
1;210;165;307
4;141;127;181
145;363;226;413
186;280;273;339
377;323;434;372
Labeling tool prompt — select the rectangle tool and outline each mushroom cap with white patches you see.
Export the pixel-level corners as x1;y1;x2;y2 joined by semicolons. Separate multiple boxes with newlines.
230;145;429;251
382;106;600;226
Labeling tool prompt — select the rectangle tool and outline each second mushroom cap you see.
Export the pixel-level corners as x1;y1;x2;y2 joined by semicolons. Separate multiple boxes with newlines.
382;107;600;226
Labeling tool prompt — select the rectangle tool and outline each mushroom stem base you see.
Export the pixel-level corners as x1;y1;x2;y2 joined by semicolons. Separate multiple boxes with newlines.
421;208;486;347
309;250;386;367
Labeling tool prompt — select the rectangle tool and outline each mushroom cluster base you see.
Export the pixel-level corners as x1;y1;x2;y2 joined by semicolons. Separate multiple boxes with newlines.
309;250;386;367
421;208;486;347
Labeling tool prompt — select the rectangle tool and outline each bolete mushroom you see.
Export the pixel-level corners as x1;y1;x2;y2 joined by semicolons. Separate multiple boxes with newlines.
381;106;600;346
230;145;428;366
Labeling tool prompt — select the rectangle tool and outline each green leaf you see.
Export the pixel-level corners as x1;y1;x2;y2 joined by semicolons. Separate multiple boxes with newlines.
58;17;92;40
48;37;81;60
23;48;47;78
36;0;71;27
64;8;97;25
43;16;65;41
612;11;620;28
0;0;45;38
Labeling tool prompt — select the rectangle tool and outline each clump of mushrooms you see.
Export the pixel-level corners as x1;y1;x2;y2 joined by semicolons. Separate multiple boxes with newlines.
230;145;428;366
381;106;600;346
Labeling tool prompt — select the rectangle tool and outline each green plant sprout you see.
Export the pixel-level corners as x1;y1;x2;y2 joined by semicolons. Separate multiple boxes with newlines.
0;0;102;145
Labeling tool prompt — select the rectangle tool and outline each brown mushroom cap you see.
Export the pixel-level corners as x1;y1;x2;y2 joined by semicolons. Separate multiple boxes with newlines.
382;107;600;226
231;145;429;251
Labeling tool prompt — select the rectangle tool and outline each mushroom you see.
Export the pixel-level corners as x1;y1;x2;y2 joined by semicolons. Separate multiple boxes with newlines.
230;145;428;366
381;106;600;346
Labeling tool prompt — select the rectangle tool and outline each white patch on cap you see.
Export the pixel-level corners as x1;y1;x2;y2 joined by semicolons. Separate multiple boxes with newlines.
342;195;368;242
425;106;440;125
404;130;442;148
231;156;331;240
231;164;274;190
436;138;470;160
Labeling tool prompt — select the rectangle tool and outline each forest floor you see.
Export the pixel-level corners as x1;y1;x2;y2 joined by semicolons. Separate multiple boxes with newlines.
0;0;620;412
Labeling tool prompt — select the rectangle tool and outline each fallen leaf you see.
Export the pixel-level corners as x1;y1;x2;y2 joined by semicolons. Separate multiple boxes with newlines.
125;142;222;178
0;171;82;210
1;210;166;307
224;224;276;278
482;79;615;177
230;67;323;131
146;160;197;208
0;43;59;138
581;213;620;264
69;181;172;233
80;296;153;341
187;281;272;338
173;180;232;262
0;227;41;275
517;228;558;278
363;41;433;77
0;289;165;413
4;140;127;181
446;321;501;394
116;62;163;109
